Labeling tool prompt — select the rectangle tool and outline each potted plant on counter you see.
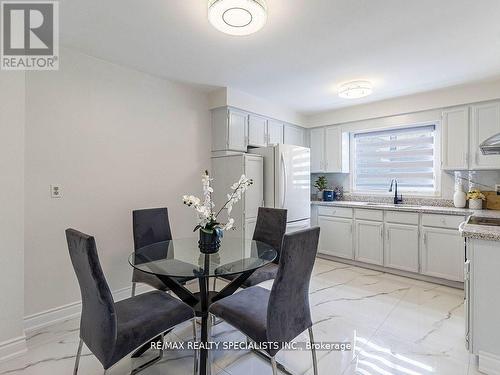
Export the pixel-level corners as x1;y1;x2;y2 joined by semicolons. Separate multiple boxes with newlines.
183;171;253;253
466;189;486;210
314;176;328;201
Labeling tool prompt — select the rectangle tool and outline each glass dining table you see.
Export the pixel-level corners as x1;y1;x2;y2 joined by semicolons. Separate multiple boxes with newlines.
128;237;277;375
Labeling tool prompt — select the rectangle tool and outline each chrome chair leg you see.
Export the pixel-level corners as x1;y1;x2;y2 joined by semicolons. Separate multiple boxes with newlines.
131;282;137;297
271;357;278;375
73;339;83;375
192;319;198;375
159;333;164;360
212;277;217;291
308;327;318;375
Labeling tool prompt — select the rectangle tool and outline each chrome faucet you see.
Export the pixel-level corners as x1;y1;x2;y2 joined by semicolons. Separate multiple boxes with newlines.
389;179;403;204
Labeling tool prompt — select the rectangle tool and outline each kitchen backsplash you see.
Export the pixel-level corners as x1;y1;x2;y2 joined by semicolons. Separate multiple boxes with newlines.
311;170;500;204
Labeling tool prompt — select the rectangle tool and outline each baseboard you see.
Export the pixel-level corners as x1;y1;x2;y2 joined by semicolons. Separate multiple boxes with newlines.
0;335;27;362
23;284;152;334
479;351;500;375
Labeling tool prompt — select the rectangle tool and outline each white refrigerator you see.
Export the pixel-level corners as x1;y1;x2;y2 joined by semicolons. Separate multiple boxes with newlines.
250;144;311;232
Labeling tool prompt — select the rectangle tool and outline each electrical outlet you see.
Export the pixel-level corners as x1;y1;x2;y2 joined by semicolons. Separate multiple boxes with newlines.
496;184;500;196
51;185;62;198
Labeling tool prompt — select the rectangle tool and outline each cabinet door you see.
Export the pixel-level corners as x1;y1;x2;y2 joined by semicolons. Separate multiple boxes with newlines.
284;125;305;146
355;220;384;265
384;223;419;272
248;114;267;147
325;126;342;172
243;156;263;219
318;216;354;259
442;106;469;170
244;217;257;240
268;120;284;145
228;109;248;151
470;101;500;169
420;227;464;281
310;128;325;173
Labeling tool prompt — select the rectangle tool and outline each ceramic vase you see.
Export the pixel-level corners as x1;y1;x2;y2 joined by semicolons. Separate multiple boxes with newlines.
453;188;467;208
469;199;483;210
198;229;222;254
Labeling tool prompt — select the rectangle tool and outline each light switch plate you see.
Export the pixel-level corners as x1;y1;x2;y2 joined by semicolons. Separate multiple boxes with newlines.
51;185;62;198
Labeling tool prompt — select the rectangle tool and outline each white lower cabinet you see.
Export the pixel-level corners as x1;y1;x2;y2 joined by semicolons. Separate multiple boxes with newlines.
318;216;354;259
355;220;384;265
420;227;464;281
384;223;419;273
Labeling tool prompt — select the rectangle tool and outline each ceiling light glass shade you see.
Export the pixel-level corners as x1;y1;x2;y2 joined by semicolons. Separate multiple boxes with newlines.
338;81;373;99
208;0;267;36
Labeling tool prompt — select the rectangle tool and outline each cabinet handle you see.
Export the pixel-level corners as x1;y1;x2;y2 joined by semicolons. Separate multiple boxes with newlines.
380;227;383;238
423;232;427;246
386;229;390;241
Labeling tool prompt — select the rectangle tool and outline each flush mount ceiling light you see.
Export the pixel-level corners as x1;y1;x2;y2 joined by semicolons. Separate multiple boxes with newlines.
338;81;373;99
208;0;267;36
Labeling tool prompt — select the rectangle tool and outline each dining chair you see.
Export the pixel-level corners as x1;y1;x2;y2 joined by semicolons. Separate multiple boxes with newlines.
208;227;320;375
66;228;198;374
216;207;287;290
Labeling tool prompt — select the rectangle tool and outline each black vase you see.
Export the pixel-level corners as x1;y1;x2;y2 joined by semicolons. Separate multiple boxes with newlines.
198;229;221;254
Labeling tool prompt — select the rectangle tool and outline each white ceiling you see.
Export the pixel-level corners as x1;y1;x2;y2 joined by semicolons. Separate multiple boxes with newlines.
60;0;500;115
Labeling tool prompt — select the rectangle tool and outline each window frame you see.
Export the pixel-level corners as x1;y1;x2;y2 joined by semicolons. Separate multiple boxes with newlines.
349;122;441;197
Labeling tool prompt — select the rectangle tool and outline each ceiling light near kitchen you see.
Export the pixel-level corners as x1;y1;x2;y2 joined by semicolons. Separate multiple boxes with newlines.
208;0;267;36
338;81;373;99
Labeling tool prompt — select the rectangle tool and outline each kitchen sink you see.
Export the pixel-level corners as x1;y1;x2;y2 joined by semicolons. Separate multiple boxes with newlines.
467;217;500;226
362;202;421;209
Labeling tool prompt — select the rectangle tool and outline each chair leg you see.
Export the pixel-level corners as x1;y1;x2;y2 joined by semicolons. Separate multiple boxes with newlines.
192;319;198;375
207;313;213;375
131;282;137;297
308;327;318;375
73;339;83;375
271;357;278;375
159;333;164;360
212;277;217;291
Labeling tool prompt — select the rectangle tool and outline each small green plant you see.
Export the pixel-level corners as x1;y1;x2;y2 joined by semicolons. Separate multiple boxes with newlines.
314;176;328;192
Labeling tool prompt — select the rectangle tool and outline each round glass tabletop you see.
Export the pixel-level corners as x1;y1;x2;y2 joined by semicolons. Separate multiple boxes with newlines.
128;238;277;279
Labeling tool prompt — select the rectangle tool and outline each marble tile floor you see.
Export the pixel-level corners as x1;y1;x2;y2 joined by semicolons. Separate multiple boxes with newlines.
0;258;479;375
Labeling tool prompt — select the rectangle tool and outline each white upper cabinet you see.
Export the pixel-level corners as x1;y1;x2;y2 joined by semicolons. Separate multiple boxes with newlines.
284;124;305;146
212;107;248;152
267;120;284;145
442;106;470;170
248;114;267;147
470;101;500;169
310;128;325;173
228;109;248;151
325;126;342;173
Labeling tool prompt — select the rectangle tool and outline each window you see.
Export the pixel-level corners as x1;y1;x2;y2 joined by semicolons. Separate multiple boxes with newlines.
353;125;438;193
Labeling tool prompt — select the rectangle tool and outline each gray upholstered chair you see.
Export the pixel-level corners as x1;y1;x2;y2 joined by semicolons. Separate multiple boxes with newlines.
131;207;193;296
217;207;287;289
209;227;320;375
66;228;197;374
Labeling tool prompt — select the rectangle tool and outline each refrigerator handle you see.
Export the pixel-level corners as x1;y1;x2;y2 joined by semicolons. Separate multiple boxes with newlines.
281;152;287;208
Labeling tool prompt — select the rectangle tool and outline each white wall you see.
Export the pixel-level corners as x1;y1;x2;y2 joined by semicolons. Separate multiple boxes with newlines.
208;87;305;125
24;49;211;317
0;71;26;359
306;78;500;127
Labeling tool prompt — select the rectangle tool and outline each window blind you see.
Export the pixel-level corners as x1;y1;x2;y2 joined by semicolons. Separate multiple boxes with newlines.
353;125;437;192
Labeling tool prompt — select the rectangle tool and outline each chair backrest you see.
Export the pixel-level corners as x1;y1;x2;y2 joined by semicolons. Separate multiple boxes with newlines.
65;229;116;367
133;207;172;250
252;207;287;263
266;227;320;348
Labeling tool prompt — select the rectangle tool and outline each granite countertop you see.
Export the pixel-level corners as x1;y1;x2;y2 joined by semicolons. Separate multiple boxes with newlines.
311;200;472;216
458;210;500;241
311;200;500;241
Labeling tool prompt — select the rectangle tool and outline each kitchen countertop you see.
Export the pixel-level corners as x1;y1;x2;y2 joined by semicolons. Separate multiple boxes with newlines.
311;200;500;242
311;200;472;216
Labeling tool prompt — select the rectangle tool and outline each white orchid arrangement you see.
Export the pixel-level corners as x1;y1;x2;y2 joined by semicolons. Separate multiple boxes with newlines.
183;170;253;234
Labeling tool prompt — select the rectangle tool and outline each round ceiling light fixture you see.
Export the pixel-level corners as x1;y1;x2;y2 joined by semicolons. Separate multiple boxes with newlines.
338;80;373;99
208;0;267;36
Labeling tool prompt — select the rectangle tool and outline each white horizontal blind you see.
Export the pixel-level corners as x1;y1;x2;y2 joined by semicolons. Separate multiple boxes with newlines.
353;125;436;192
